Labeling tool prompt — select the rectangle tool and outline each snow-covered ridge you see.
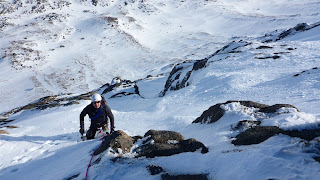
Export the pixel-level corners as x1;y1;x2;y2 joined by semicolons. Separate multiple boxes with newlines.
1;0;320;111
1;0;320;179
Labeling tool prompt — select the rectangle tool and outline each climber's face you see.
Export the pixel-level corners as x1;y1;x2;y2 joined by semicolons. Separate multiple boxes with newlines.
92;101;101;109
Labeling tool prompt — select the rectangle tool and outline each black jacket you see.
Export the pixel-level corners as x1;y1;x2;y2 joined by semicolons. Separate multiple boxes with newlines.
80;102;114;130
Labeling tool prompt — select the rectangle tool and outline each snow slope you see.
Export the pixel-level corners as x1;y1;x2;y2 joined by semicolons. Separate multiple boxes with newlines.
0;0;320;179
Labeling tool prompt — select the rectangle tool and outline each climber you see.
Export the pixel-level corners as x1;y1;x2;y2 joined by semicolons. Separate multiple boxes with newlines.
79;93;115;139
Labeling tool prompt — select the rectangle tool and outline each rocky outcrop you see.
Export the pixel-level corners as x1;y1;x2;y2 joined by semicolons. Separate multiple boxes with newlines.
192;103;225;124
232;126;282;145
161;173;209;180
293;67;318;77
94;129;208;158
0;93;93;119
160;41;251;96
101;77;141;99
144;129;185;143
133;130;208;158
0;130;9;134
147;165;209;180
193;100;320;145
192;100;298;124
262;22;320;42
94;130;134;155
232;126;320;145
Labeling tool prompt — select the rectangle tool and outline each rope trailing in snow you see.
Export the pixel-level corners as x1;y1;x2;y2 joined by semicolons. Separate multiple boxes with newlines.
85;130;107;180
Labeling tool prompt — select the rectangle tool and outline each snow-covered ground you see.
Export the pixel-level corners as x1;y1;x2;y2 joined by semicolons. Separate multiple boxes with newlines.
0;0;320;179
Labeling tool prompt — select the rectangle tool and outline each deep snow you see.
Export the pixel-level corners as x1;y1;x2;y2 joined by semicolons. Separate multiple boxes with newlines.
0;0;320;179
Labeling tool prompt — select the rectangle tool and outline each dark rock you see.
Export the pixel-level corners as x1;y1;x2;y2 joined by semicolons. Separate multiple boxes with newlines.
160;41;250;97
134;130;208;158
179;138;209;154
232;126;282;145
193;101;300;124
159;63;194;97
192;59;208;71
147;165;164;175
110;92;136;98
193;101;269;124
227;100;269;109
92;0;98;6
4;125;18;129
233;126;320;146
293;67;319;77
192;103;225;124
0;92;93;118
256;45;273;49
144;129;185;143
255;55;280;59
259;104;300;113
283;129;320;141
102;78;142;99
263;22;320;42
232;120;261;131
229;50;242;53
0;130;9;134
0;119;14;126
313;157;320;163
94;130;134;156
161;173;209;180
64;173;80;180
132;135;143;143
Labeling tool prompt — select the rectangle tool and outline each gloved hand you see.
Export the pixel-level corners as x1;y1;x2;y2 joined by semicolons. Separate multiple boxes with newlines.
79;129;84;135
110;127;115;134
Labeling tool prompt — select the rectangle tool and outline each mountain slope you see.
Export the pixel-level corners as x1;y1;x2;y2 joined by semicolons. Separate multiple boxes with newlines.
1;0;320;111
0;0;320;179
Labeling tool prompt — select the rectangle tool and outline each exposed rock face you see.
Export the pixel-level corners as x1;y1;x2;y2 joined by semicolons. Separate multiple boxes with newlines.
193;100;320;145
293;67;318;77
263;22;320;42
193;100;298;124
232;126;282;145
161;173;209;180
192;101;299;123
192;103;225;124
160;41;251;97
101;77;141;99
282;129;320;141
147;165;209;180
147;165;164;175
134;130;208;158
144;129;185;143
232;120;261;131
233;126;320;146
94;130;134;155
93;129;208;158
0;130;9;134
259;104;300;113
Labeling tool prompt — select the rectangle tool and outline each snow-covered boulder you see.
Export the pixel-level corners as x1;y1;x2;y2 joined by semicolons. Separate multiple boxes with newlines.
101;77;141;99
133;130;208;158
193;100;299;124
262;21;320;42
147;165;209;179
232;126;282;145
194;101;320;145
93;129;208;158
94;130;134;155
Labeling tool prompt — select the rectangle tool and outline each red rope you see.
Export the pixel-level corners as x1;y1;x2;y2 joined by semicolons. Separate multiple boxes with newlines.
85;131;106;180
